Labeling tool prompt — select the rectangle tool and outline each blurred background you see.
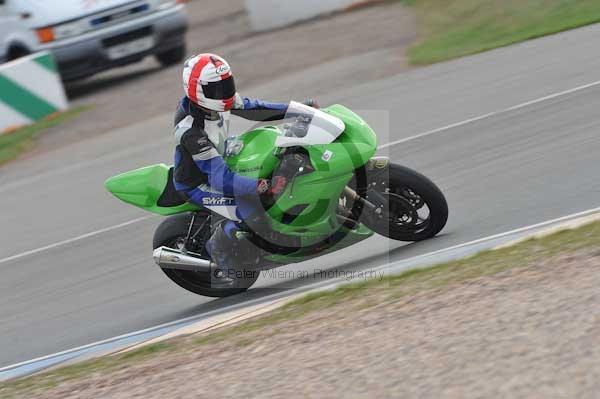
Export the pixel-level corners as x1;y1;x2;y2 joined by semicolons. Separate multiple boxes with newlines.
1;0;415;148
3;0;600;151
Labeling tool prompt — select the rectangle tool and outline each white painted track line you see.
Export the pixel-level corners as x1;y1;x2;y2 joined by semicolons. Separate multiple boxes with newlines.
0;216;153;266
378;78;600;149
3;77;600;266
380;205;600;269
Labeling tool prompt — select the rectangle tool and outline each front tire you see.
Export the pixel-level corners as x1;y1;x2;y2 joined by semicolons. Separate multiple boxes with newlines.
363;164;448;242
153;213;259;297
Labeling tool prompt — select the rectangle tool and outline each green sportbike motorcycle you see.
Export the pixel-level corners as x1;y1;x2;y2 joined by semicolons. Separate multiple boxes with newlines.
105;102;448;297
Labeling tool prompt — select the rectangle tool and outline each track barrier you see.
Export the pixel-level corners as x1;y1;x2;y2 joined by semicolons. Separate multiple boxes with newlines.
0;52;68;134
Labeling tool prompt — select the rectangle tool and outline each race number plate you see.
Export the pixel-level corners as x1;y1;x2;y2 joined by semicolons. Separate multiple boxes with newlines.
107;36;154;60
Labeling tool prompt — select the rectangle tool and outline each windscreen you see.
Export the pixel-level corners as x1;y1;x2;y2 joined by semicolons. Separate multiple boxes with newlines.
275;101;345;147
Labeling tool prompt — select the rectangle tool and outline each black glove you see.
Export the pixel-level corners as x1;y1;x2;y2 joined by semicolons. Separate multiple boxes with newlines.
257;177;288;209
257;178;270;195
257;177;288;196
303;99;320;109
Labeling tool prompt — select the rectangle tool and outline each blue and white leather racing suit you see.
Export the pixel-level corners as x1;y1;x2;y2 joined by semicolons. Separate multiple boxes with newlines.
172;94;288;276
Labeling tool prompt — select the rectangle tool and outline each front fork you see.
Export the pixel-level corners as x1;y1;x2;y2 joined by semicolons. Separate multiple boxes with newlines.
343;157;391;223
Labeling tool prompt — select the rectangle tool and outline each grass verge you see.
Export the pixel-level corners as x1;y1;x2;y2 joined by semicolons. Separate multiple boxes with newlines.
0;106;88;166
400;0;600;64
2;219;600;398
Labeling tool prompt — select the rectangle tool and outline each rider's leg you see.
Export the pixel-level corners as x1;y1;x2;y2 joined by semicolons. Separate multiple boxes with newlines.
187;188;263;283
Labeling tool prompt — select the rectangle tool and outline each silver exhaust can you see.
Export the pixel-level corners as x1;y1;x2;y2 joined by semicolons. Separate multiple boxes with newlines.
152;246;213;273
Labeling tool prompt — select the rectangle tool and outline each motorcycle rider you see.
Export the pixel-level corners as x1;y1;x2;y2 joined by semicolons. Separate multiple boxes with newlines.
173;53;318;286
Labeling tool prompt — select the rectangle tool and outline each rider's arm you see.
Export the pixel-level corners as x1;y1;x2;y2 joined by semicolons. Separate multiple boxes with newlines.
180;127;258;197
231;95;289;121
231;96;320;121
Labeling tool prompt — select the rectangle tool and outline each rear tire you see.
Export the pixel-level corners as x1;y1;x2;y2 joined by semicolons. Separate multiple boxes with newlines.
155;45;186;67
153;213;259;297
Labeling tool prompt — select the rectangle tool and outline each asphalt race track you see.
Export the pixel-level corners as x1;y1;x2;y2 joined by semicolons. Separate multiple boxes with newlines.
2;24;600;368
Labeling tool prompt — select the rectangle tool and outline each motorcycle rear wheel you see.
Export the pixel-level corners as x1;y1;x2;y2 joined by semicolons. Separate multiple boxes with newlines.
153;213;259;297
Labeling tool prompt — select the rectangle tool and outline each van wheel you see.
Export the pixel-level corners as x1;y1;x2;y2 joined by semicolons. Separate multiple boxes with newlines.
156;45;186;67
8;46;29;61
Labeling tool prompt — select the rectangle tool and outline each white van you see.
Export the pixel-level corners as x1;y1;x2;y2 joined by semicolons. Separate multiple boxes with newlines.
0;0;39;62
0;0;187;81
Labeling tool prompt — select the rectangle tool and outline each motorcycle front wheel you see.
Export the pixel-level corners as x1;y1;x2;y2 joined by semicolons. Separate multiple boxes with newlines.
359;163;449;242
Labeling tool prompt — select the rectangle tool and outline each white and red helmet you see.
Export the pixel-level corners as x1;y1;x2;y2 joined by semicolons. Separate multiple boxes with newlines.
182;53;237;112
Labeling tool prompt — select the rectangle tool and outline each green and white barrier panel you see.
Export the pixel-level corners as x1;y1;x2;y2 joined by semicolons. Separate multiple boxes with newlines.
0;52;68;134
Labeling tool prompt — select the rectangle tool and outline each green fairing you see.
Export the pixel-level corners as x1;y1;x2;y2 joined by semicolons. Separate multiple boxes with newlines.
105;105;378;260
265;223;374;264
105;163;200;216
224;127;281;178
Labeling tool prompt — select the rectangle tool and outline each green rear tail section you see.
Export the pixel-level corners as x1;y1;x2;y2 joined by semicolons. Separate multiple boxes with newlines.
105;164;200;216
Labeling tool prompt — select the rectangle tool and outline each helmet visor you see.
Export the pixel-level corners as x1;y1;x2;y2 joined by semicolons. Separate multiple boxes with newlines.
201;76;236;100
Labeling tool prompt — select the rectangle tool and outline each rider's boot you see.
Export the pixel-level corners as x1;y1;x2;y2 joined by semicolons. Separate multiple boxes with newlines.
205;221;261;288
205;223;236;287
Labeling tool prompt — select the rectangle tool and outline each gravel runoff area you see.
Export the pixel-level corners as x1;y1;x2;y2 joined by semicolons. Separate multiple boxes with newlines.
3;225;599;399
28;0;415;155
